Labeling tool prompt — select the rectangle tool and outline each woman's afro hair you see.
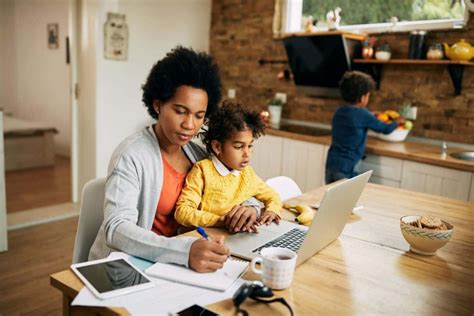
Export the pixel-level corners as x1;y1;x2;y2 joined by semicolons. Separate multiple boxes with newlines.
142;46;222;119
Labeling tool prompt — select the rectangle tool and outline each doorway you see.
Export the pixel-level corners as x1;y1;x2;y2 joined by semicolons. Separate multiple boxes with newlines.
0;0;79;237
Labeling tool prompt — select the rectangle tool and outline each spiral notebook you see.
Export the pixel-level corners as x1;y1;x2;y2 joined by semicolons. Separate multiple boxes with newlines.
144;258;248;292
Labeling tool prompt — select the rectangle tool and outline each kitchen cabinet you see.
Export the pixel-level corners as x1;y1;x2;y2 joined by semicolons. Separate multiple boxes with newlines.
359;154;403;188
251;135;284;181
252;135;327;192
281;138;327;192
401;161;472;201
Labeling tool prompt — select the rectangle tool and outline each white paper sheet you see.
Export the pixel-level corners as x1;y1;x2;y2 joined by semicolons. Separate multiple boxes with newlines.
71;252;245;315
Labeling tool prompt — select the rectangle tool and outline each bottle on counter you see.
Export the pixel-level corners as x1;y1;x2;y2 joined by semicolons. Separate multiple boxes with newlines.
441;141;448;159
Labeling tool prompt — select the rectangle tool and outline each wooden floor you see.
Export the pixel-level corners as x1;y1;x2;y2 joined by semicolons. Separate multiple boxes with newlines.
5;156;71;213
0;217;77;315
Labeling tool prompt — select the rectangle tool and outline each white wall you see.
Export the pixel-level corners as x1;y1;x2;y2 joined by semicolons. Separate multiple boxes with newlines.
78;0;212;190
0;0;71;156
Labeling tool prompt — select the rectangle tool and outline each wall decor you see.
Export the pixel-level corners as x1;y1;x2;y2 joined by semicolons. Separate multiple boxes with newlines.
47;23;59;49
104;12;128;61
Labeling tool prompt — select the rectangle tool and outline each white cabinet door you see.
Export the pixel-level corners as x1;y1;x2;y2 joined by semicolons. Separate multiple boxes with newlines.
0;113;7;252
251;135;283;181
281;138;326;192
360;154;403;188
401;161;472;201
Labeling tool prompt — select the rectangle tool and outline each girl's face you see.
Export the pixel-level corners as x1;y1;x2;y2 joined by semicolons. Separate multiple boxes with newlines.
154;85;208;146
212;129;254;171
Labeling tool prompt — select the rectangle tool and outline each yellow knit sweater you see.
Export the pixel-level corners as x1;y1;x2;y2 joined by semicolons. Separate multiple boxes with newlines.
175;158;282;227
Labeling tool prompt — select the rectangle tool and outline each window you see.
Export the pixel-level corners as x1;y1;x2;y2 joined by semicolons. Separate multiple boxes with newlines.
284;0;469;34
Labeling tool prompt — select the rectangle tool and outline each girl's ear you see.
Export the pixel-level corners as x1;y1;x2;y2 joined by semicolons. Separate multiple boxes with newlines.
153;100;161;115
211;140;222;156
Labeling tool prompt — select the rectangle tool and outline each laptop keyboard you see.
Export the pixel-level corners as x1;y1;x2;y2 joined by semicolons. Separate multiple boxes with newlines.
252;228;306;254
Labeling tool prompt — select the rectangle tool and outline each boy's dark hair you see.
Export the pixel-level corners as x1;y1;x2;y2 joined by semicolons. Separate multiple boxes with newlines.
142;46;222;119
202;101;266;155
339;71;375;103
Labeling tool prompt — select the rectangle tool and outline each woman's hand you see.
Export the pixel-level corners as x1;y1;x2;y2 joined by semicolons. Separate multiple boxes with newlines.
220;205;259;233
188;235;229;273
258;211;281;226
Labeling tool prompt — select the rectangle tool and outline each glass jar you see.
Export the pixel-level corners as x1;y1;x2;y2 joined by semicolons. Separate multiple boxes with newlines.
427;43;444;60
362;46;374;59
375;43;391;61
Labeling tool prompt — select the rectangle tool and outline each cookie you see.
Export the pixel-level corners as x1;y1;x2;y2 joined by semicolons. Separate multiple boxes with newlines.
420;215;442;229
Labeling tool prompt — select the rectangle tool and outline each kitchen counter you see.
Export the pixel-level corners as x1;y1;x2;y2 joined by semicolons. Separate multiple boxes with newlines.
267;124;474;172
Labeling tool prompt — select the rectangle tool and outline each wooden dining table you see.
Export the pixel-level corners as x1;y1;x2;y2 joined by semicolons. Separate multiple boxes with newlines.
50;183;474;315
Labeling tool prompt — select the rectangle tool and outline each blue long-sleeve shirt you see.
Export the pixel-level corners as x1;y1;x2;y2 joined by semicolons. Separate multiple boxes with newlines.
326;106;398;174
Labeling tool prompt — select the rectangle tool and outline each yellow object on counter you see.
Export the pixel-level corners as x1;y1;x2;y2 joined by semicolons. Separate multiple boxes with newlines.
283;203;315;226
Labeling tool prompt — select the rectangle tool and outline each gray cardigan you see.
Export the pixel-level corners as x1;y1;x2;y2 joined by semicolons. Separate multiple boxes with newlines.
89;126;260;266
89;126;207;266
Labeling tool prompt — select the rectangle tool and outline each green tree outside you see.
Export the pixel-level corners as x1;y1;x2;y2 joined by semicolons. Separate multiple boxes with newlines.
303;0;464;27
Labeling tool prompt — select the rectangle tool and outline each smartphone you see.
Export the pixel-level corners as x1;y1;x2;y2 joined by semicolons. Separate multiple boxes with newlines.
176;304;219;316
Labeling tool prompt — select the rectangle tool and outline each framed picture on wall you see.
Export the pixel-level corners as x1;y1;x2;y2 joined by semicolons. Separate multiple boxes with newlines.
47;23;59;49
104;12;128;61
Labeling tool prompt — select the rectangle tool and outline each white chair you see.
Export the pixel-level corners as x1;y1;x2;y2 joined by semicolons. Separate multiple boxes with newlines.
265;176;302;201
72;178;106;264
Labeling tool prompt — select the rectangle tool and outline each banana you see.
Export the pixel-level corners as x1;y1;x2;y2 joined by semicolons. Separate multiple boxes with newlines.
385;110;400;120
294;205;314;226
283;204;315;226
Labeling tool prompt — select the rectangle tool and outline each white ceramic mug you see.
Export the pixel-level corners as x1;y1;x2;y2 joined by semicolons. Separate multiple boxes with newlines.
250;247;297;290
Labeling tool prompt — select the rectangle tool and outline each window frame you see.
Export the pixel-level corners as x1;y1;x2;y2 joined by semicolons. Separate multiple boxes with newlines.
283;0;471;35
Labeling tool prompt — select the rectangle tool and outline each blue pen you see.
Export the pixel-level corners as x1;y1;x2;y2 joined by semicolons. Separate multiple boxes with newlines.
196;226;211;240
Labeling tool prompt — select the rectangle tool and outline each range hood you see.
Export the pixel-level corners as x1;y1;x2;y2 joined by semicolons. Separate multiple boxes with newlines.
282;33;362;98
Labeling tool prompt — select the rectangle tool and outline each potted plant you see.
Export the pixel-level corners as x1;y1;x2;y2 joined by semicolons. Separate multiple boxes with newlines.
267;97;284;128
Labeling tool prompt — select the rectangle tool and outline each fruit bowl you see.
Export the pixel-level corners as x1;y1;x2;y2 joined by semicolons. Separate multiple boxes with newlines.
400;215;454;256
377;128;410;142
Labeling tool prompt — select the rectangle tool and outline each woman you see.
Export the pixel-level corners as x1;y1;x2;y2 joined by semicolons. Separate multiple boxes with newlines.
89;47;260;272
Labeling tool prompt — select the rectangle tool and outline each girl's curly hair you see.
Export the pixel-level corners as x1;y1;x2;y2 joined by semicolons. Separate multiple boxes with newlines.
202;101;266;155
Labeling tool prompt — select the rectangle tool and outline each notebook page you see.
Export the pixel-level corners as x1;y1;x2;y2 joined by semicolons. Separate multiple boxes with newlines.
145;258;248;291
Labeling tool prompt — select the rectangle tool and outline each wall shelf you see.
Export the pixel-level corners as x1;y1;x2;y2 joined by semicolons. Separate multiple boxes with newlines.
353;58;474;95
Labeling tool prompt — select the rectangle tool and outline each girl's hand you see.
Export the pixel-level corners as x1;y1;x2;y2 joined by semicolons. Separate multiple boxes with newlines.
220;205;258;233
258;211;281;226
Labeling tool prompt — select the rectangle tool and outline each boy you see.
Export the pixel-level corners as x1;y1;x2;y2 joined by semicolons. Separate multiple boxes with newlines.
325;71;404;184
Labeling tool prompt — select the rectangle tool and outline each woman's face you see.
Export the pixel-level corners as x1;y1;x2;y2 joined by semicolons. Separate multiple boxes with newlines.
154;85;208;146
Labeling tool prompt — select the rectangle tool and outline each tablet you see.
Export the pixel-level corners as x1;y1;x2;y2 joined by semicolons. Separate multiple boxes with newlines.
71;257;155;299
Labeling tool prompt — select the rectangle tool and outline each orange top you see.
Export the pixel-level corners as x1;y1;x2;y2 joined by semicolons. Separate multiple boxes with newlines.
152;156;187;237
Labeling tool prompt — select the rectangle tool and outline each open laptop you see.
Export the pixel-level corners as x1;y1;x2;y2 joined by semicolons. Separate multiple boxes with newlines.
226;170;372;267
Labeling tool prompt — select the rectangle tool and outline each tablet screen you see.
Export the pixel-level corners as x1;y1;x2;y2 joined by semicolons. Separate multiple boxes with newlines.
75;259;151;293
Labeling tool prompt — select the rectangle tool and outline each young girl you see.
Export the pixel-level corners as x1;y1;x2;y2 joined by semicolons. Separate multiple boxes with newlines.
175;101;282;232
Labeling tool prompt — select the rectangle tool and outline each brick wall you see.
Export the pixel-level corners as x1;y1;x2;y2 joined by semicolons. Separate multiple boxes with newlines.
210;0;474;143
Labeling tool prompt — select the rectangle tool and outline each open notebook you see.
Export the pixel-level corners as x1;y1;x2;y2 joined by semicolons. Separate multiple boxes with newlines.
144;258;248;292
